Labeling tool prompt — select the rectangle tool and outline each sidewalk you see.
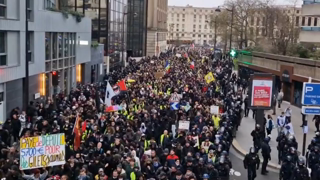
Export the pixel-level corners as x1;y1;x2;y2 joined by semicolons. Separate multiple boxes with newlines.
232;101;317;169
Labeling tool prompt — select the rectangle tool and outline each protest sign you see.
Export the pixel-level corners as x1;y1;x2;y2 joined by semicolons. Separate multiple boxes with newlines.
176;53;182;58
179;120;190;130
169;93;182;103
210;105;219;114
154;72;165;79
20;133;66;170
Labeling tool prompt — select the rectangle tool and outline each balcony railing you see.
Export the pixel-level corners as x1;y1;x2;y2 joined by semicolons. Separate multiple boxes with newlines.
301;26;320;31
303;0;320;4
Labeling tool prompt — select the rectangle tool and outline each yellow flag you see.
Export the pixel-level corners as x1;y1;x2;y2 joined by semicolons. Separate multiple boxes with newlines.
204;72;215;84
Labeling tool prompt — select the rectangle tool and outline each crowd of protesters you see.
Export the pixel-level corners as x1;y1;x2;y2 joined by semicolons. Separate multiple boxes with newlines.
0;48;245;180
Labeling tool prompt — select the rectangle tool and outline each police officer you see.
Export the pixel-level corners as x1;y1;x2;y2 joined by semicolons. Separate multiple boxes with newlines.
308;146;320;179
244;147;260;180
251;124;262;153
292;157;309;180
276;131;286;164
261;137;271;175
216;156;230;180
280;156;295;180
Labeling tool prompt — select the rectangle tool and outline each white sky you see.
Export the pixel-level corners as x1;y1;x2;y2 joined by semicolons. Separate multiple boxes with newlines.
168;0;302;7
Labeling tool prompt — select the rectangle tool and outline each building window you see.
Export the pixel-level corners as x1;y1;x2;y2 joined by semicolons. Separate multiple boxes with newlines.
204;25;207;29
0;31;6;66
45;32;51;60
183;9;185;11
176;33;179;37
177;14;179;18
182;24;185;28
194;9;196;12
314;18;318;26
182;19;185;22
64;33;69;57
209;35;212;38
257;18;260;26
193;19;196;23
58;33;63;58
302;17;305;26
176;29;179;31
200;10;202;12
204;35;206;38
193;30;195;32
182;29;184;32
205;15;207;19
198;35;201;37
182;14;185;18
193;25;196;28
296;10;300;14
194;15;196;18
52;32;57;59
251;17;254;26
295;17;299;26
26;0;32;21
199;25;201;29
193;34;195;37
308;17;311;26
177;19;179;21
182;34;184;37
199;30;201;32
27;32;33;62
0;0;6;18
199;15;202;19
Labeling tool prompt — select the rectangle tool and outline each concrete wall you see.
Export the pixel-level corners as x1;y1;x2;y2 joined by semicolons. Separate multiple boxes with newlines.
239;51;320;80
299;31;320;43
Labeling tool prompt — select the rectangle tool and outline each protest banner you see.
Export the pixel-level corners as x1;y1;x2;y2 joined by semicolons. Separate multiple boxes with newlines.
19;133;66;170
210;105;219;114
154;72;165;79
192;136;199;147
178;120;190;130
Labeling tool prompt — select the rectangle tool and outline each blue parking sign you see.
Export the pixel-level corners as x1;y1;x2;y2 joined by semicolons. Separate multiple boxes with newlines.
302;83;320;106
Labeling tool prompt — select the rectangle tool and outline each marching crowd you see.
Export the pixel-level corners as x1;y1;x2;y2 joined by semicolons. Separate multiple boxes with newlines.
0;49;244;180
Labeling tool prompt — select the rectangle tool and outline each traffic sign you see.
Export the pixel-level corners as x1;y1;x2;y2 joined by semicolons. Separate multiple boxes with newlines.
302;106;320;115
302;83;320;106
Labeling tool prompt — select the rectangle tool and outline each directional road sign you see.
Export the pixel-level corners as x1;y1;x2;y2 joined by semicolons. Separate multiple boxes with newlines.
302;106;320;115
170;102;180;110
302;83;320;106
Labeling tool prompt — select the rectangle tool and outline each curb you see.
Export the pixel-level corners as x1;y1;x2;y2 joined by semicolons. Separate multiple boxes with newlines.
232;139;281;170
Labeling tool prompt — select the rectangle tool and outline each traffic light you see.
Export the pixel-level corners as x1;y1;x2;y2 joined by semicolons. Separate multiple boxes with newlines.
230;49;237;58
52;71;60;86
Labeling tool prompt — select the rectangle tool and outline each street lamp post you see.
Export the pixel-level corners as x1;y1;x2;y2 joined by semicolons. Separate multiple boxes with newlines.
227;6;234;61
122;7;137;67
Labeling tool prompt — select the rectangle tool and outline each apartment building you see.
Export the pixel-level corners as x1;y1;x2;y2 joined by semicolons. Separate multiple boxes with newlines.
0;0;91;121
147;0;168;56
299;0;320;43
167;5;220;46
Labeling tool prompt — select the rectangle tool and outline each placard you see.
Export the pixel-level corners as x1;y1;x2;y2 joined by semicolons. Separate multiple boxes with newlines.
176;53;182;57
210;105;219;114
154;72;165;79
192;136;199;147
20;133;66;170
179;121;190;130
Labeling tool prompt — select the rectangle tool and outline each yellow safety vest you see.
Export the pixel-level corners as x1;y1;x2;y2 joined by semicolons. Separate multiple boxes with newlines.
212;116;220;129
122;110;128;116
167;88;171;95
127;115;134;121
144;140;150;150
160;134;168;146
130;172;136;180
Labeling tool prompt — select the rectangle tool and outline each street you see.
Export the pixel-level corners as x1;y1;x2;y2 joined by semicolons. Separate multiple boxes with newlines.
229;147;280;180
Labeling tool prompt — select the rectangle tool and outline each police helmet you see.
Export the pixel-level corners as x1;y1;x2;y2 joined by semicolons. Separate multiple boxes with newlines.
203;174;210;179
298;156;306;166
249;147;255;154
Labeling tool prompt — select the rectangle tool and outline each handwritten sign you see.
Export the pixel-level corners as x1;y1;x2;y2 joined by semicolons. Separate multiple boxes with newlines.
20;133;66;170
179;121;190;130
210;105;219;114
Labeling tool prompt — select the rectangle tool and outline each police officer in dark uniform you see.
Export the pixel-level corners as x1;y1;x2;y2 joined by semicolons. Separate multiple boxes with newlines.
292;157;309;180
308;146;320;179
276;131;286;164
216;156;230;180
243;147;260;180
280;156;295;180
251;124;262;153
261;137;271;175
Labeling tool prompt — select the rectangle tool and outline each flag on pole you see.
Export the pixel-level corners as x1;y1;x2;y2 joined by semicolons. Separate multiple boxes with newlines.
73;114;81;151
113;80;128;95
190;61;195;69
165;60;170;73
105;82;115;106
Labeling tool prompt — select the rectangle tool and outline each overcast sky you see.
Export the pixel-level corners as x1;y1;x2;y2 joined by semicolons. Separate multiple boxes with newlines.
168;0;302;7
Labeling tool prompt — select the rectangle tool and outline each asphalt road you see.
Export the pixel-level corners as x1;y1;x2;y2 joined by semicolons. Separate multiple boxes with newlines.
228;147;280;180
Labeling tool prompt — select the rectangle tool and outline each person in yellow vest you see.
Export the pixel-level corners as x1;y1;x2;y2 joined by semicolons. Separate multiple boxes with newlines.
160;130;169;148
201;137;213;153
140;134;150;150
127;112;134;121
208;150;216;163
212;114;220;130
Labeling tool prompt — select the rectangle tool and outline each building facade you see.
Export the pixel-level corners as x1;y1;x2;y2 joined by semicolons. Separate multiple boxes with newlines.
62;0;128;71
127;0;147;57
147;0;168;56
0;0;91;122
299;0;320;43
167;5;219;46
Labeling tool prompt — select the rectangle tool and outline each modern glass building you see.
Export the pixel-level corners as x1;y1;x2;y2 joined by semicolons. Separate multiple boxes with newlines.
127;0;147;57
61;0;128;70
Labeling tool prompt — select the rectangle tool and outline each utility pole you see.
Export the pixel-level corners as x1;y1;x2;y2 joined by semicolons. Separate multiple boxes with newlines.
229;6;234;61
23;0;29;111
